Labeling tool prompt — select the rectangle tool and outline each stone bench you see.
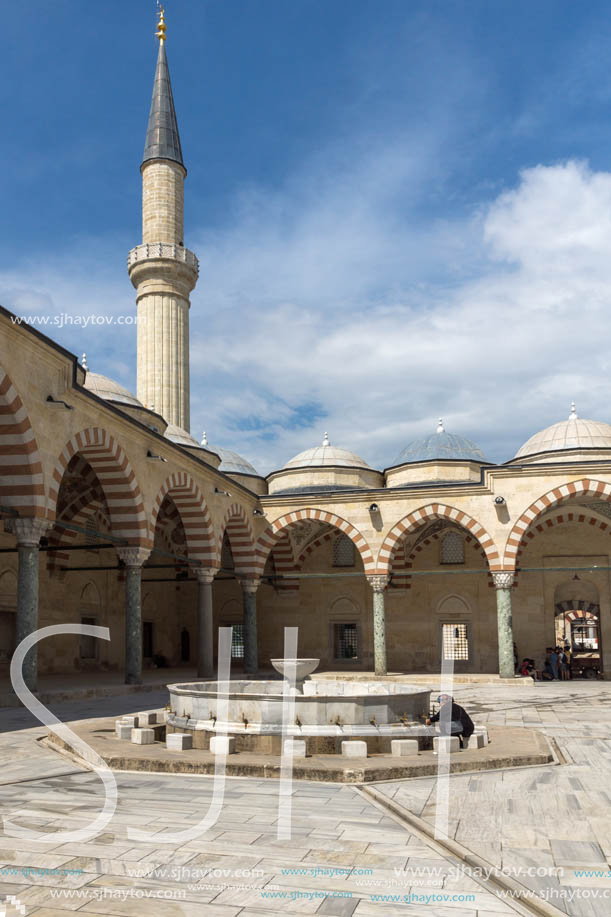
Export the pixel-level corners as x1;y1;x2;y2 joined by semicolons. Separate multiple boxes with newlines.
341;740;368;758
210;736;236;755
167;733;192;751
433;736;461;754
465;733;486;749
131;727;155;745
391;739;419;757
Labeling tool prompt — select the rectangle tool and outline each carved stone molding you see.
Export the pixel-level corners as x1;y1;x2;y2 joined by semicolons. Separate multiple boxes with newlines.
4;517;50;547
195;567;218;585
492;572;515;590
367;574;390;593
239;577;261;595
116;546;151;568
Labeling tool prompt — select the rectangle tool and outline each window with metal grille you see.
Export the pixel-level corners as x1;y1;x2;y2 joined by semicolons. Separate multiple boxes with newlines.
442;623;469;661
333;622;358;660
80;616;97;659
440;531;465;564
333;534;355;567
231;623;244;658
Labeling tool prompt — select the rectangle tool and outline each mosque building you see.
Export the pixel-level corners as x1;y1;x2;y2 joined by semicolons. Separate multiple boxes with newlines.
3;10;611;691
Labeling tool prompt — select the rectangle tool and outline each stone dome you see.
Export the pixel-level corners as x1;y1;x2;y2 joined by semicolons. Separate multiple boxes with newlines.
83;370;142;407
284;433;370;469
515;404;611;460
200;433;258;475
390;420;487;467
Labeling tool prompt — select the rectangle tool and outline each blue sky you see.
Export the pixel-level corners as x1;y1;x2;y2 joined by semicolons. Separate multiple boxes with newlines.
3;0;611;472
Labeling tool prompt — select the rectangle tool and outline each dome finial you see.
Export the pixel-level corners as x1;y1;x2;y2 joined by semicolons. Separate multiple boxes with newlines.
322;432;330;446
156;4;167;43
437;418;445;433
81;353;88;371
569;401;578;420
201;431;208;446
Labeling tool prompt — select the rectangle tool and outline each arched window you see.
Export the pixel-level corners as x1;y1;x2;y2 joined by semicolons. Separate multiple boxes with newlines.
333;534;355;567
440;531;464;565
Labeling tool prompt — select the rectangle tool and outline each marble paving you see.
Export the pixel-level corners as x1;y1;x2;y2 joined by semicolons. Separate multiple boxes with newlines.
0;690;521;915
378;681;611;917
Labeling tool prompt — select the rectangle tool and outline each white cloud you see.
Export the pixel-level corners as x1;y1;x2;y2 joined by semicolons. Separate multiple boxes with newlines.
3;154;611;478
189;157;611;473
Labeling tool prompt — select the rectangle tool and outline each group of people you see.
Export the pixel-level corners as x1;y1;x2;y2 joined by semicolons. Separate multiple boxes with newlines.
517;645;571;680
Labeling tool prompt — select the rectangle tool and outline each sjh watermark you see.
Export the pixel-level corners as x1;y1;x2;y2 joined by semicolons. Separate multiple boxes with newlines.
10;313;145;329
6;623;452;846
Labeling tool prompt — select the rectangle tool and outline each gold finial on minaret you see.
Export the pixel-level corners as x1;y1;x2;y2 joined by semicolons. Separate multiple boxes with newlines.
156;5;167;43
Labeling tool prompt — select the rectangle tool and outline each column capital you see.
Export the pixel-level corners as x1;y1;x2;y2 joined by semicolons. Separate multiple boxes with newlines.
492;571;515;590
195;567;218;585
5;517;50;546
239;577;261;595
367;574;390;593
117;546;151;568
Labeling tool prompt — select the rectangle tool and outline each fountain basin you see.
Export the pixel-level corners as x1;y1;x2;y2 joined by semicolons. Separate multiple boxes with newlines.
167;679;431;754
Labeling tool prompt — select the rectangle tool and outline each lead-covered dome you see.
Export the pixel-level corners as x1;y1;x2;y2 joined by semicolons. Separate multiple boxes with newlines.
83;371;142;407
200;433;258;475
514;404;611;461
284;433;370;469
391;420;487;466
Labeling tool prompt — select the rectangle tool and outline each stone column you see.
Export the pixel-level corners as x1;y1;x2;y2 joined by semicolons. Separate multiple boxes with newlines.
117;547;151;685
195;568;216;679
493;572;515;679
367;575;390;677
5;518;49;693
239;578;260;676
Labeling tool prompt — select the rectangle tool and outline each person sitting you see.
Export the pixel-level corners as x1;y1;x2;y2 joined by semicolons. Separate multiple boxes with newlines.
542;655;554;680
425;694;474;748
519;658;535;678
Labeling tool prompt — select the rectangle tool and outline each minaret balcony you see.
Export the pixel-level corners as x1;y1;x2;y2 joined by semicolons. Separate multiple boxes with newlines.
127;242;199;275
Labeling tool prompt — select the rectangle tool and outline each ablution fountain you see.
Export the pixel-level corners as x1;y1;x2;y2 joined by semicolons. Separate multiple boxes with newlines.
166;658;431;754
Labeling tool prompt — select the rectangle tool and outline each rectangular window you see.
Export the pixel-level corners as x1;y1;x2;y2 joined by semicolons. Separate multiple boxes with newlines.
333;622;359;660
143;621;154;658
80;616;97;660
442;622;469;661
230;623;244;658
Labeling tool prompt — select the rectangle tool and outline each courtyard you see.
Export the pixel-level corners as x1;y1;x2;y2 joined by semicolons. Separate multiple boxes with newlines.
0;681;610;916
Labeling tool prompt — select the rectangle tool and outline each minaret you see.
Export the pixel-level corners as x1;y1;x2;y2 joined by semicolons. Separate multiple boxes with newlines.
128;7;198;432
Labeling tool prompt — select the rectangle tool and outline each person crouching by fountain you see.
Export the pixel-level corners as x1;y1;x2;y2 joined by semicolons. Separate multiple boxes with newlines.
425;694;474;748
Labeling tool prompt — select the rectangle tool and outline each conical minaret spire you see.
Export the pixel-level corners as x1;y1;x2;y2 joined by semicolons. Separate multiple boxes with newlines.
127;7;198;432
142;38;184;168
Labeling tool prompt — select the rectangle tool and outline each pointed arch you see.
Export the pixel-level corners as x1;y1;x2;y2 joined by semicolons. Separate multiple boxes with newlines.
377;503;500;574
391;528;491;590
503;478;611;569
48;427;148;547
0;367;45;517
254;508;375;576
151;472;217;567
218;503;256;575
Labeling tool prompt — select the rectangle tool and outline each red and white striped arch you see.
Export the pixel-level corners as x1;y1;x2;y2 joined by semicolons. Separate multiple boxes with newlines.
503;479;611;570
48;427;148;547
390;529;491;590
0;368;45;517
218;503;257;575
514;510;611;584
555;600;599;621
254;509;375;577
377;504;500;574
151;472;217;568
47;455;109;573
